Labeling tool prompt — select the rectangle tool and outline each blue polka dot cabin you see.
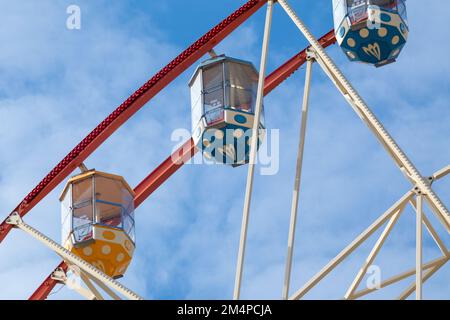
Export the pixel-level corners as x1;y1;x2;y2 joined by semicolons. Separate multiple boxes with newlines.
332;0;408;67
189;55;265;167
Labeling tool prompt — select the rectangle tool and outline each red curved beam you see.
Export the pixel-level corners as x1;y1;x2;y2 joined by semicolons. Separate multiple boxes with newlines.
29;261;69;301
134;139;197;208
30;30;337;300
0;0;268;244
264;29;336;95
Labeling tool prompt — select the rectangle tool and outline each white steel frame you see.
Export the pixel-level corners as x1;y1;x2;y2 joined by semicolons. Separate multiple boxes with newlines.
235;0;449;300
234;0;274;300
277;0;450;229
283;56;314;300
2;0;448;301
279;0;449;300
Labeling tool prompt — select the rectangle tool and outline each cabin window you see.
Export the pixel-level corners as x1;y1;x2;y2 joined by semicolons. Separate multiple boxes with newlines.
332;0;347;30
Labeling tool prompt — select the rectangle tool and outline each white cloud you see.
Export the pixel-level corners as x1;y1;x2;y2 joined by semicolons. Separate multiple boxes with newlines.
0;0;449;300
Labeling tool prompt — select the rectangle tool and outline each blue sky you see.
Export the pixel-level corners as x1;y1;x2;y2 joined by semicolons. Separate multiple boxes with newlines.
0;0;449;300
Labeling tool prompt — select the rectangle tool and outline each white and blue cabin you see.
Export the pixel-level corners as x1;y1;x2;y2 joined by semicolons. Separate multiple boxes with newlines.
189;55;265;167
333;0;408;67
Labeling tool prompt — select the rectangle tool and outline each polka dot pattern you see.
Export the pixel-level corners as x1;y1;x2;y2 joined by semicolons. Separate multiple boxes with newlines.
102;245;111;255
359;28;369;39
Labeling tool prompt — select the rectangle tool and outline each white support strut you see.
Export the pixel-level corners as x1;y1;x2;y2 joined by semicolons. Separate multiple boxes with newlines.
409;198;449;256
88;273;122;300
6;212;143;300
416;194;423;300
277;0;450;234
287;164;449;300
282;57;314;300
345;206;405;299
398;258;446;300
352;255;448;299
80;272;105;300
289;191;414;299
233;0;274;300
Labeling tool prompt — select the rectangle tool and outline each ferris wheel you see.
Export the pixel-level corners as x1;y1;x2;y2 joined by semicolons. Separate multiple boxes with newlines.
0;0;448;300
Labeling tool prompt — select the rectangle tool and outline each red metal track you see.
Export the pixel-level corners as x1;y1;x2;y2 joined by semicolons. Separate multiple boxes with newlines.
0;0;268;244
30;30;337;300
134;139;197;208
28;261;69;301
264;30;336;95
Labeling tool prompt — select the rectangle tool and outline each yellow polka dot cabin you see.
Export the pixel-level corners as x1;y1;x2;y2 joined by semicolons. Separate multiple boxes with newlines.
60;170;135;279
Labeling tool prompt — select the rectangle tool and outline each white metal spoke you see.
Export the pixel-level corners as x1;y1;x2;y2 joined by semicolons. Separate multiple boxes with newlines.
433;165;450;181
70;284;97;300
351;256;448;299
80;272;105;300
345;206;404;299
398;259;447;300
2;0;448;301
416;195;423;300
277;0;450;233
234;0;274;300
87;273;122;300
283;57;314;300
290;191;413;300
409;198;449;257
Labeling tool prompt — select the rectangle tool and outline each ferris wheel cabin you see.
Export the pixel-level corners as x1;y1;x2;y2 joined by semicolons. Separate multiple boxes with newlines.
333;0;408;67
189;55;265;167
60;170;135;278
